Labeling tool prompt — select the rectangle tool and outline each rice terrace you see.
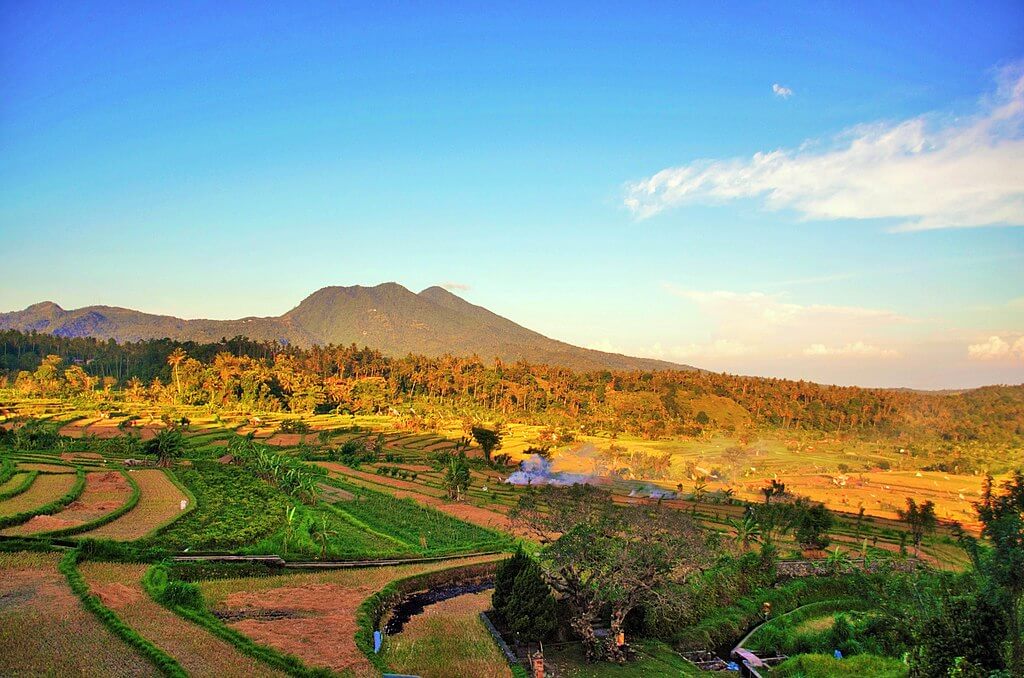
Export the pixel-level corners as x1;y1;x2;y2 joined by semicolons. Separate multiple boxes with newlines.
3;3;1024;677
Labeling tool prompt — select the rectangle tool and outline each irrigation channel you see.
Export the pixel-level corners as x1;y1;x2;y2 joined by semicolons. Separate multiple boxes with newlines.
383;578;494;635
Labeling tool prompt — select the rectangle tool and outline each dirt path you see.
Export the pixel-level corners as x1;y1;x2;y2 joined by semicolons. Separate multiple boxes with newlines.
0;551;159;677
80;561;287;678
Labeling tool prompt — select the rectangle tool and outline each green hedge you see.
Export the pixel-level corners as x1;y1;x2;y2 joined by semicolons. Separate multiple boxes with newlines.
0;469;86;529
59;549;187;677
38;471;141;538
0;470;38;500
354;560;500;673
142;563;332;677
0;456;14;484
673;572;873;652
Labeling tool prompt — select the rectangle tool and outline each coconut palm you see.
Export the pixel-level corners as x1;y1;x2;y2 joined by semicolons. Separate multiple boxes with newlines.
166;348;187;400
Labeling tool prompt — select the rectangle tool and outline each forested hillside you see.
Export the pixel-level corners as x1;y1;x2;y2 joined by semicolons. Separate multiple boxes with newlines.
1;329;1021;444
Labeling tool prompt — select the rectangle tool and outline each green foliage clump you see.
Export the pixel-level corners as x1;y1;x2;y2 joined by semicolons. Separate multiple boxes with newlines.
505;558;557;642
151;462;291;551
773;653;908;677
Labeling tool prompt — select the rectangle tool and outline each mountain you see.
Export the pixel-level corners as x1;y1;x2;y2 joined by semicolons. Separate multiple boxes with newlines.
0;284;693;372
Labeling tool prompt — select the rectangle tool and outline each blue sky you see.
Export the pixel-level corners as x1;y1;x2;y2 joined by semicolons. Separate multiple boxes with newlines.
2;1;1023;388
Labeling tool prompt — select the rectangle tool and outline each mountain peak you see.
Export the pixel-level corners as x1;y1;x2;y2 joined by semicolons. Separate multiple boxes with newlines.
1;287;694;373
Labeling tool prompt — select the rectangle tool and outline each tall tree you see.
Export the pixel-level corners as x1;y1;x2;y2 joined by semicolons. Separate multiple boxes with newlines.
471;426;503;463
899;498;937;556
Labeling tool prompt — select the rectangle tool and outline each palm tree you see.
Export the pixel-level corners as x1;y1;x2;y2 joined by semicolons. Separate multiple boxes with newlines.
167;348;187;400
728;514;762;552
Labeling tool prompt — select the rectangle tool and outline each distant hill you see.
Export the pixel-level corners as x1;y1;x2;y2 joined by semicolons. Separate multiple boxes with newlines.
0;283;693;372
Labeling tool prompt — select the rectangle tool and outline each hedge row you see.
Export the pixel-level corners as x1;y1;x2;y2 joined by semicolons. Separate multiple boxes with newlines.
141;562;332;677
354;560;501;673
59;549;187;677
38;471;141;538
0;469;87;529
0;456;14;484
0;470;38;500
673;572;874;652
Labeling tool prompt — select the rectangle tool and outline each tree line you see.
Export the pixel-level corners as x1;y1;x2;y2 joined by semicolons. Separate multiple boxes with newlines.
2;329;1022;443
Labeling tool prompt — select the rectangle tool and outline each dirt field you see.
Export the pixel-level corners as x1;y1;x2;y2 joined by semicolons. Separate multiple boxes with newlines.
382;589;511;678
2;471;133;535
82;469;188;540
200;554;502;677
0;551;159;677
79;561;287;677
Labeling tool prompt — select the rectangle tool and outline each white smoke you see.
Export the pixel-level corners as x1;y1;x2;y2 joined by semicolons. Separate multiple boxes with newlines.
505;454;599;486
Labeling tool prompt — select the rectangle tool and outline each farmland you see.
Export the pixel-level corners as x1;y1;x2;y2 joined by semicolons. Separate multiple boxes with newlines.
0;389;1020;676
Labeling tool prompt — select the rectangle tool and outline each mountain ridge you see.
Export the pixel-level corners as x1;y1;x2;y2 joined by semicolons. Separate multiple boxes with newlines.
0;283;693;372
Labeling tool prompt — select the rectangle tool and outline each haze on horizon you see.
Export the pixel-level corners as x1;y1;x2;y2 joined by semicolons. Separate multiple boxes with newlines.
1;2;1022;390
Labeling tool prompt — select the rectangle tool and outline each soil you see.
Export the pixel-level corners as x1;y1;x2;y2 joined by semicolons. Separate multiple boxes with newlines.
221;582;382;675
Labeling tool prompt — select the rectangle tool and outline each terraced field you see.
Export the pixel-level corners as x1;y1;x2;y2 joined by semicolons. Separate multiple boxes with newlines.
80;561;287;677
197;554;503;677
82;469;189;541
2;470;133;536
0;472;77;517
0;551;159;676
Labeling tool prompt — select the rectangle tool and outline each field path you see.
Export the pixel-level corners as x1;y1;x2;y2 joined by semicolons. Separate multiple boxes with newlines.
81;469;188;540
0;551;159;677
79;561;287;678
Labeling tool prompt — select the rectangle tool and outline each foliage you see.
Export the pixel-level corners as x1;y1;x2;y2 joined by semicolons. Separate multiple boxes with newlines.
471;426;502;463
965;471;1024;675
227;434;324;503
442;451;471;500
795;503;835;551
145;428;188;466
512;483;714;661
898;498;937;553
493;547;531;616
505;558;557;642
6;330;1022;444
773;653;908;677
149;462;291;551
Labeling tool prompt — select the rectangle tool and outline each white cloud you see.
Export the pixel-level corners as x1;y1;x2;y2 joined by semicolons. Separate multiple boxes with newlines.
441;282;471;292
667;339;755;359
803;342;899;358
967;334;1024;360
772;83;793;99
625;64;1024;231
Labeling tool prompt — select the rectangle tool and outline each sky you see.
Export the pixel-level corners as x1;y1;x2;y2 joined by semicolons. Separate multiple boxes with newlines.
1;1;1023;389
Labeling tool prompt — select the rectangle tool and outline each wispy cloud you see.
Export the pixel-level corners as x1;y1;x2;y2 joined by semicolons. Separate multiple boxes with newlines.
803;342;898;358
772;83;793;99
626;64;1024;231
441;282;471;292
